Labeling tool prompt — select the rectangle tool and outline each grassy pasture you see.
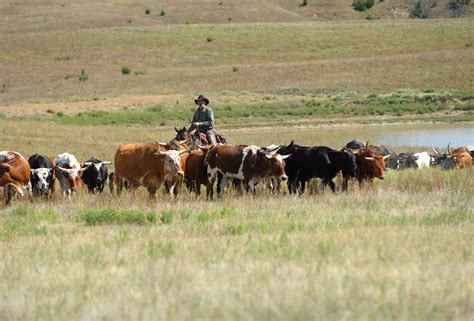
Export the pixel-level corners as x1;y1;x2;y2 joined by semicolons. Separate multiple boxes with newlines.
1;117;473;320
0;168;473;321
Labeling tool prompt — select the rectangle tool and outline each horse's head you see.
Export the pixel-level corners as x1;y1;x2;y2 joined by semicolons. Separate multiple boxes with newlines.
174;126;190;141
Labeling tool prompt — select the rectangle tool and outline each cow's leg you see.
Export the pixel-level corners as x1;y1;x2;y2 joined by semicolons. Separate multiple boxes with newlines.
115;175;124;196
218;176;229;196
147;186;158;200
206;177;214;201
25;182;33;202
195;179;201;196
173;177;183;199
248;180;257;195
328;179;336;193
342;176;349;192
4;185;11;206
299;179;307;195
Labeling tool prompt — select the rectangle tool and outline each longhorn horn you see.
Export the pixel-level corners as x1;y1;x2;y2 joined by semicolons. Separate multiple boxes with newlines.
102;161;112;165
269;147;281;155
178;138;190;145
280;154;291;160
431;146;440;155
383;155;390;160
155;141;167;155
447;142;451;155
365;157;375;161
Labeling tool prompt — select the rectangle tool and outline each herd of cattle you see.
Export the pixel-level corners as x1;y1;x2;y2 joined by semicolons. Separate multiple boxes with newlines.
0;132;472;206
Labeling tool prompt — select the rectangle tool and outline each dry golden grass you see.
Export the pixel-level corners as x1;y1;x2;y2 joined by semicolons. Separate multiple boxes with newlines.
0;167;473;321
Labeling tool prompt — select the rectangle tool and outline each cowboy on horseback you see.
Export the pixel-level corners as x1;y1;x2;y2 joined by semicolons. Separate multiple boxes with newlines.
190;95;217;144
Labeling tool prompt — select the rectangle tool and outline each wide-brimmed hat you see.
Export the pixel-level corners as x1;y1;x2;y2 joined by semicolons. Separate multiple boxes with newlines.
194;95;209;105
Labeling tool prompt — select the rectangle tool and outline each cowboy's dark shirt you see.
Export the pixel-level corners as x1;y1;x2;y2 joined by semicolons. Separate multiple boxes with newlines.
191;106;215;132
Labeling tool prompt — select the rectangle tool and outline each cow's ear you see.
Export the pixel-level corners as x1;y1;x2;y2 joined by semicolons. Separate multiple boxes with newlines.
175;127;179;132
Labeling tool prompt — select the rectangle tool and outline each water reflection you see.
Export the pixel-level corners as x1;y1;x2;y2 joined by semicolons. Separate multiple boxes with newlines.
226;123;473;148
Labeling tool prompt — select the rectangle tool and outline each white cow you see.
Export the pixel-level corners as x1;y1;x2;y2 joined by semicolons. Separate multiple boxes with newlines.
413;152;432;169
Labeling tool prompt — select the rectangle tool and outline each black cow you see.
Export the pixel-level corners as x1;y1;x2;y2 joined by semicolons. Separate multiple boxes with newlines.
81;158;112;193
346;140;365;149
278;141;357;194
398;153;418;169
28;154;55;197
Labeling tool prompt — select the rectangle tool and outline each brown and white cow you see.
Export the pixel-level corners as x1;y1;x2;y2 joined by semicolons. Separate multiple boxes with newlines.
354;148;389;187
114;142;188;199
205;144;289;199
158;139;190;197
0;151;31;206
55;152;83;198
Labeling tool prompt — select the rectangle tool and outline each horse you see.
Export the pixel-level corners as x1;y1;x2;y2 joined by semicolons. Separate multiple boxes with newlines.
174;126;227;145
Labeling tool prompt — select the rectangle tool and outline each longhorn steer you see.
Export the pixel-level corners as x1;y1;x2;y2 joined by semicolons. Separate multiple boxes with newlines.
205;144;289;199
355;149;389;186
114;142;187;200
0;151;31;206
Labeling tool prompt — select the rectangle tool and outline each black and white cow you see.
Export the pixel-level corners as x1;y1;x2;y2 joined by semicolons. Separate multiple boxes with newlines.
28;154;55;197
81;158;112;193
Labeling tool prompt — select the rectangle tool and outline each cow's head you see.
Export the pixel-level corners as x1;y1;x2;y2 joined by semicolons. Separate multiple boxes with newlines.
56;166;81;194
156;144;188;177
398;153;418;169
30;168;54;196
82;160;112;186
364;153;389;179
258;149;290;180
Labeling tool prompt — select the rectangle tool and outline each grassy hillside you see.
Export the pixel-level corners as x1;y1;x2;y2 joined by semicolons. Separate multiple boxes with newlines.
0;19;473;106
1;0;472;34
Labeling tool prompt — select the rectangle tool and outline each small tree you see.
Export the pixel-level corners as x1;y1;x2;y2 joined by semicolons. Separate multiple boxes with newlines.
446;0;471;17
302;0;308;6
409;0;437;18
353;0;376;11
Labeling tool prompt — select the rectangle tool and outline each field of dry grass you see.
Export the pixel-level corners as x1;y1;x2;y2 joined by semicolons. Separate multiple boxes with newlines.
1;117;473;320
1;167;473;321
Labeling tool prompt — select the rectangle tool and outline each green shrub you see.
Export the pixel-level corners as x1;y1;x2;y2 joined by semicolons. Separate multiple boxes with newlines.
232;66;239;72
79;69;88;81
353;0;375;11
160;210;174;224
78;208;156;225
145;7;151;14
56;111;64;117
121;66;131;75
160;9;166;16
54;53;71;61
